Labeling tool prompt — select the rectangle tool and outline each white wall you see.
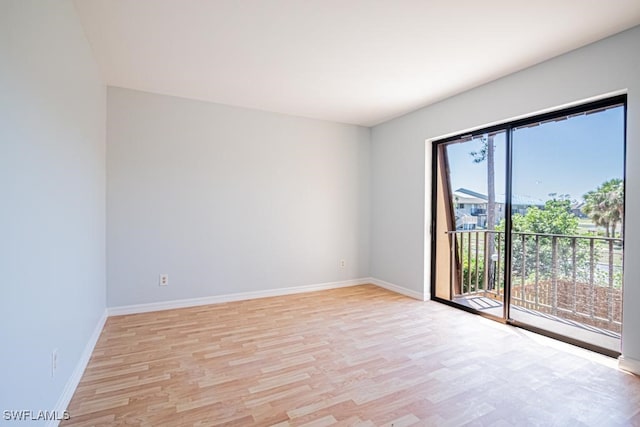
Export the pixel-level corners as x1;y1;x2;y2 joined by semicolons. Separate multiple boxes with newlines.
0;0;106;416
107;88;370;307
370;26;640;365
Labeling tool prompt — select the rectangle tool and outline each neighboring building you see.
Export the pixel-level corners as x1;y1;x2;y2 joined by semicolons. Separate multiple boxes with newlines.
572;201;588;218
453;188;545;229
452;188;488;229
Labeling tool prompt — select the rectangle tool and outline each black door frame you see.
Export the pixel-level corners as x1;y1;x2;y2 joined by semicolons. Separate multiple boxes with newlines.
429;94;627;358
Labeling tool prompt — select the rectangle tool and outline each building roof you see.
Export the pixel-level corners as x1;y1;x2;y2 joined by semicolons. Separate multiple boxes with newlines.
454;188;487;200
509;194;545;206
452;188;487;204
454;188;545;206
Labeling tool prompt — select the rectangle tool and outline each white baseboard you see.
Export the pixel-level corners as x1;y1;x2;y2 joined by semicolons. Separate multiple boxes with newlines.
50;276;422;423
618;355;640;376
368;277;426;301
107;278;371;316
49;308;108;427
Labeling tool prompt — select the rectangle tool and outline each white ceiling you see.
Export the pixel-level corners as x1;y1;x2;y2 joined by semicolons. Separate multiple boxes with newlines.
74;0;640;126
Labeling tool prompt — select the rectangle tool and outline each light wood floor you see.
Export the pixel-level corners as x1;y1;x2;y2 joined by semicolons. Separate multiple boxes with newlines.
62;285;640;426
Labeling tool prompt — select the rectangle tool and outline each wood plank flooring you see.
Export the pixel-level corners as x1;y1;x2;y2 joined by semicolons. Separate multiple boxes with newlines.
62;285;640;426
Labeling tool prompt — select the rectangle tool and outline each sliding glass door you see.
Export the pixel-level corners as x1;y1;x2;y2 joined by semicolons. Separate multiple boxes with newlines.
508;103;625;353
431;96;626;355
433;132;507;319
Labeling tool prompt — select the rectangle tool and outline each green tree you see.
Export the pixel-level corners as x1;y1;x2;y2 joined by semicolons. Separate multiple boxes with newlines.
583;179;624;237
470;135;496;232
470;134;496;289
499;198;588;281
510;198;579;235
608;179;624;237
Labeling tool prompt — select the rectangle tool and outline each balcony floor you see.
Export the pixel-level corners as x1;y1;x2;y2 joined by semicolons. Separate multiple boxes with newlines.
453;295;621;353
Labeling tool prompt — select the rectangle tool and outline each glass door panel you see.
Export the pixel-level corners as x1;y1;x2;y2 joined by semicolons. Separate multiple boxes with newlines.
433;131;507;319
509;104;625;353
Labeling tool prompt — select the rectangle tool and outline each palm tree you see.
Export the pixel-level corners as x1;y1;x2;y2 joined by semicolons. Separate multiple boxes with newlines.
582;198;610;236
605;179;624;237
583;179;624;237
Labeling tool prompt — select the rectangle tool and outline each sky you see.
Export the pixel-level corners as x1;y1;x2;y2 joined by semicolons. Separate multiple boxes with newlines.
446;105;625;202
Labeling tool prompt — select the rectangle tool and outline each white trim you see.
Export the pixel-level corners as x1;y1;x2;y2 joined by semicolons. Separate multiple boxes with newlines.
368;277;426;301
426;89;628;143
107;278;371;316
618;355;640;376
49;276;422;424
49;309;108;427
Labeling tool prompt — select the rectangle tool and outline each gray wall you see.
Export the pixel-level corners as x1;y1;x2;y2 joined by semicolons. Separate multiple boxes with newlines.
370;26;640;363
0;0;106;413
3;1;638;413
107;88;370;307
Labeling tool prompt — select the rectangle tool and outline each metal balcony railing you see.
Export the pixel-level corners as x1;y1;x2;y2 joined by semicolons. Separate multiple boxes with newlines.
447;230;623;333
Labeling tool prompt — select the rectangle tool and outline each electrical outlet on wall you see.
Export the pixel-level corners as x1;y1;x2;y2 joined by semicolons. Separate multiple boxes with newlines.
340;259;346;269
159;274;169;286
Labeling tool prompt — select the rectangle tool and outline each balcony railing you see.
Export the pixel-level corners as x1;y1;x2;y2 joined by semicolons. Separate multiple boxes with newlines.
447;230;623;333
